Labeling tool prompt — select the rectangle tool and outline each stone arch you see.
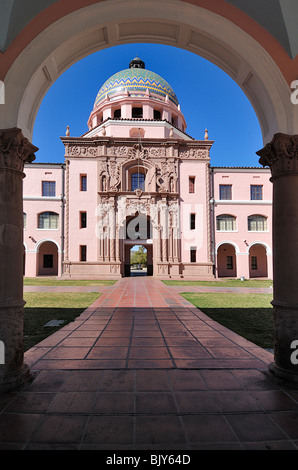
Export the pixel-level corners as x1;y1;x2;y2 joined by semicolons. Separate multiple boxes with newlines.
121;157;156;192
216;242;237;277
248;243;268;278
36;240;59;276
1;0;296;143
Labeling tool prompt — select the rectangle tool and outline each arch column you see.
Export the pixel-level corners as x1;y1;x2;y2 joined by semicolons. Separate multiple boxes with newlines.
258;133;298;382
0;128;38;391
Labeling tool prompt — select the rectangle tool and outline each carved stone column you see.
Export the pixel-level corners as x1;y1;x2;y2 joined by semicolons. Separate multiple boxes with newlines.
160;200;168;262
0;128;38;391
257;133;298;382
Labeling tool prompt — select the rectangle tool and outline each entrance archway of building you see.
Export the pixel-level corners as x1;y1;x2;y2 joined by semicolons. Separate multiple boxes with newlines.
124;213;153;276
37;241;59;276
130;245;149;277
217;243;237;278
249;243;268;278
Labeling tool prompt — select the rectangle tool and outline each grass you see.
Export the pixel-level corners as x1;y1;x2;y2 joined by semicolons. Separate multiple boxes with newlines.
23;292;100;351
181;292;274;349
24;277;117;286
163;279;273;288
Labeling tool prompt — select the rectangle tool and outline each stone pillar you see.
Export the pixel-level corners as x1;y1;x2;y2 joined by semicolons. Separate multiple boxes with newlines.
109;199;116;261
0;128;38;391
160;200;168;262
257;133;298;382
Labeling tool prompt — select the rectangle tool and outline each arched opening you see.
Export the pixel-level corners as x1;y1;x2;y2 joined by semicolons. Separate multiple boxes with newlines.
37;241;58;276
217;243;237;278
249;243;268;278
130;245;148;276
124;213;153;276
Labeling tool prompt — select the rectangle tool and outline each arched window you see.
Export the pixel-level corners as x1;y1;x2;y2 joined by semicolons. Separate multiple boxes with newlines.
114;108;121;118
248;215;267;231
216;214;236;231
131;173;145;191
38;212;59;229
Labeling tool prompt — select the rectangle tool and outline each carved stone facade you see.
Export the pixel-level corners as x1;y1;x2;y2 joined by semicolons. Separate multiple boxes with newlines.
61;136;213;279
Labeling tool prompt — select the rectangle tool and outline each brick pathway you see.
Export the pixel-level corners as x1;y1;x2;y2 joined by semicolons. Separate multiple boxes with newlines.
0;277;297;450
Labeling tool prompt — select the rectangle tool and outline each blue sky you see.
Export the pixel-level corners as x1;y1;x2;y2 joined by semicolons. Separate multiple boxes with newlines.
33;43;263;167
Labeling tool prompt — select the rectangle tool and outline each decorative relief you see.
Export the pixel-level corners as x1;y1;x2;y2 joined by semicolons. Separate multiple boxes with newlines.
67;145;99;157
156;158;178;192
179;147;208;160
257;133;298;179
0;128;37;172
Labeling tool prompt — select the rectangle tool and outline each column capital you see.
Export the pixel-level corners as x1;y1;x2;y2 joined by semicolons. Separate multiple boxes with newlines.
0;128;38;173
257;133;298;180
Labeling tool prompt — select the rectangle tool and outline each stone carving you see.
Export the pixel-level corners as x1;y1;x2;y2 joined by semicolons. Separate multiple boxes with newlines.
257;133;298;179
179;147;208;160
156;159;178;192
67;145;98;157
0;128;37;172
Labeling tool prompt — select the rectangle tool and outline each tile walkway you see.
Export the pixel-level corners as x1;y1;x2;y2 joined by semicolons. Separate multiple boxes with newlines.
1;277;298;450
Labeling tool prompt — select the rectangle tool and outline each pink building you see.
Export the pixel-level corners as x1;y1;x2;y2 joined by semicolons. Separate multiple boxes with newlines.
23;58;272;279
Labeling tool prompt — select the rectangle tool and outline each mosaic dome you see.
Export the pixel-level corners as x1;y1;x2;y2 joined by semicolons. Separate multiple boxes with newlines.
94;57;179;108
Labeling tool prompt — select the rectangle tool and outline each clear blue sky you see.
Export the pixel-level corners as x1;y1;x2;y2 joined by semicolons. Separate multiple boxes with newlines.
33;43;263;167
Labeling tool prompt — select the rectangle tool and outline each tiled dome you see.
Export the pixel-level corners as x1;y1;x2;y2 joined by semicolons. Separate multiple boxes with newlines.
94;57;179;107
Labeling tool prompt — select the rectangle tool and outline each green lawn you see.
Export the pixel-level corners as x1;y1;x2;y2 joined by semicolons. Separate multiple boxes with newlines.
24;277;117;286
181;292;274;349
23;292;100;351
163;279;273;288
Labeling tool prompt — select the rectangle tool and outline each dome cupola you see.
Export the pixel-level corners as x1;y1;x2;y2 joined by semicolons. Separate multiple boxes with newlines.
87;58;188;138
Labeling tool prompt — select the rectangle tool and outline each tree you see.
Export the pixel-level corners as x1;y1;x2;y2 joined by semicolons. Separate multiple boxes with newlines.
131;246;147;266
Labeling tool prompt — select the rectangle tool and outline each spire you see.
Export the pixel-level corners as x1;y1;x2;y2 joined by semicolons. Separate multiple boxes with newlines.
129;57;145;69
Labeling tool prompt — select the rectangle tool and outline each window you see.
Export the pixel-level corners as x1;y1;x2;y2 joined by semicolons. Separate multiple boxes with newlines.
131;172;145;191
216;214;236;231
80;211;87;228
227;256;233;270
190;247;197;263
189;176;195;193
251;256;258;270
154;109;161;119
42;181;56;197
80;174;87;191
43;254;53;269
80;245;87;262
248;215;267;231
38;212;59;229
114;108;121;118
190;213;196;230
132;107;143;118
219;184;232;200
23;212;26;229
251;185;263;200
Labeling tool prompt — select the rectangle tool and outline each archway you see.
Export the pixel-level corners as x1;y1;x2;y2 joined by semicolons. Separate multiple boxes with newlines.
37;241;59;276
124;213;153;276
1;1;298;388
249;243;268;278
217;243;237;278
130;245;149;276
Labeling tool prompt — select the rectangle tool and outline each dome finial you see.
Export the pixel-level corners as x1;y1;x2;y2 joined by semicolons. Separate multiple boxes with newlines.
129;57;145;69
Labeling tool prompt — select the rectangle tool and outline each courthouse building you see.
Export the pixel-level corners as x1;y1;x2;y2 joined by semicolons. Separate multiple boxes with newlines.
23;57;272;280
